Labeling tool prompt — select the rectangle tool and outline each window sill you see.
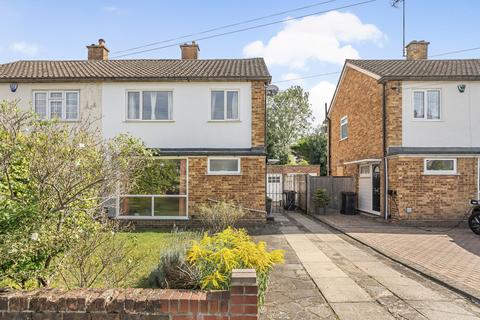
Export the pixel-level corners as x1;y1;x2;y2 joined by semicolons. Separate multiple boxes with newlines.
339;137;348;141
412;119;444;122
123;120;175;123
116;216;189;220
208;120;241;123
422;173;459;176
206;172;242;176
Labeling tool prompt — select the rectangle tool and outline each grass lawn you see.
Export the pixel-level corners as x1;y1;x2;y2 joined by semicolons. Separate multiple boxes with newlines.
51;230;200;289
125;231;200;287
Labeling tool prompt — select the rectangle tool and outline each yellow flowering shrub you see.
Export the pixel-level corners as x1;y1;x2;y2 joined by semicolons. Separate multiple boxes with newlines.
186;227;284;304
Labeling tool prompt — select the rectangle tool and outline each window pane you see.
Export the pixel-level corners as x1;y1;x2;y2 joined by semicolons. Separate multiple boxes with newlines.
414;91;425;118
128;92;140;119
50;92;63;99
152;91;171;120
341;122;348;139
34;92;47;119
226;91;238;119
65;92;78;120
426;160;454;171
142;91;153;120
153;197;187;217
50;100;63;119
209;159;239;172
211;91;225;120
129;159;187;195
119;197;152;216
427;90;440;119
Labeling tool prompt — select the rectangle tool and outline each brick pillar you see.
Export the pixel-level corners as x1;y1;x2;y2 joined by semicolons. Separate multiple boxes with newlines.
230;269;258;320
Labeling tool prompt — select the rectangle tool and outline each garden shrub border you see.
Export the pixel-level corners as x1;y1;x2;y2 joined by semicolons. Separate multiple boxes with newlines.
0;269;258;320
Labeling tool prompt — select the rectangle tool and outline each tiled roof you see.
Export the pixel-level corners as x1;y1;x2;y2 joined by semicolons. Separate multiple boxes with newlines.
0;58;271;82
347;59;480;81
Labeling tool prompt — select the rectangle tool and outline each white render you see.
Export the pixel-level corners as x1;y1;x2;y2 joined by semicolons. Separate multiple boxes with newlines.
0;82;103;131
101;81;252;148
402;81;480;148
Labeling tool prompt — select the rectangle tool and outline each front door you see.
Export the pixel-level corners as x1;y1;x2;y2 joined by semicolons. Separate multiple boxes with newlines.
372;164;381;212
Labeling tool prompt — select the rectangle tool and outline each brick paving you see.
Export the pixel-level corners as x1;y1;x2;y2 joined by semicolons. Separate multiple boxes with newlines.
315;212;480;301
254;211;480;320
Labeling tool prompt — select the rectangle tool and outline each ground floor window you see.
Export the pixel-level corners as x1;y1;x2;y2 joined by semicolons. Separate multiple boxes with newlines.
207;157;241;175
118;158;188;219
424;158;456;175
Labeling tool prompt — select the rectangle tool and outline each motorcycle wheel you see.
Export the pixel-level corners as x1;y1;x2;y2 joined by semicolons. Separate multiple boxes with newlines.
469;211;480;235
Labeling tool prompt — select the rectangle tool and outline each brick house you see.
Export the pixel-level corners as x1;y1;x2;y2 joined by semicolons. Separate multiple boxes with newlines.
328;40;480;224
0;39;271;226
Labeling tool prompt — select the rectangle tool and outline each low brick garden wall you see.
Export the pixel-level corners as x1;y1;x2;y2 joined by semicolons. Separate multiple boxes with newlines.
0;269;258;320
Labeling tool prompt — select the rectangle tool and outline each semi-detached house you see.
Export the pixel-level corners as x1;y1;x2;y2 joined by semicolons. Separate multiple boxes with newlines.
0;39;271;226
329;40;480;224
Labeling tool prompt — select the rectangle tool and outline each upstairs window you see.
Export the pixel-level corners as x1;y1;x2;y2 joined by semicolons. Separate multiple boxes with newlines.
33;91;79;121
211;90;239;120
414;90;440;120
340;116;348;140
424;159;456;175
127;91;172;121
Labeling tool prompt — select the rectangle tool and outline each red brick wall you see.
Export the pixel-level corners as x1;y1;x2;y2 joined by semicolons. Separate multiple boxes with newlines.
267;165;320;176
0;269;258;320
251;81;266;148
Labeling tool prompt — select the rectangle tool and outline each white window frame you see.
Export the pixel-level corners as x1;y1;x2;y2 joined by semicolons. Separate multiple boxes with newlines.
424;158;457;175
209;89;240;121
359;165;371;177
125;90;173;121
412;89;442;121
32;90;80;121
340;116;348;140
207;157;241;175
117;157;188;220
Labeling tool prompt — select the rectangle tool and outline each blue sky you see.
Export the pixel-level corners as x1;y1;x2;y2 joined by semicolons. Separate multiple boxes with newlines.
1;0;479;123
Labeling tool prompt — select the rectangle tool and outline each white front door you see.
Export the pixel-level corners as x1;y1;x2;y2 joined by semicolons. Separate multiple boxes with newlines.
358;164;380;215
267;174;282;201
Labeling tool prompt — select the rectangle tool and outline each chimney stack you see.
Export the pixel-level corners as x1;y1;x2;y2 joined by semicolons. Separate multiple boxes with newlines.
87;39;109;61
405;40;429;60
180;41;200;59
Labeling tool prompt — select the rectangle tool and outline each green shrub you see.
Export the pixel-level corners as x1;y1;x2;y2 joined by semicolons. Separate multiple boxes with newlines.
314;188;330;207
186;227;284;305
196;200;246;233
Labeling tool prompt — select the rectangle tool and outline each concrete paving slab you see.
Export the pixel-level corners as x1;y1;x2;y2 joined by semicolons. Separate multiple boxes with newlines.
408;301;479;320
353;261;403;277
330;302;396;320
303;262;349;278
313;277;373;303
375;276;448;301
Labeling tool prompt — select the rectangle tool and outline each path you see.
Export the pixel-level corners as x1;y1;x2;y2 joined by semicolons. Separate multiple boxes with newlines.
256;211;480;320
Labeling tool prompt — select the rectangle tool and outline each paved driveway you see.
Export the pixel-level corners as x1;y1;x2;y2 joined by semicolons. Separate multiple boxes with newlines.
254;212;480;320
316;212;480;300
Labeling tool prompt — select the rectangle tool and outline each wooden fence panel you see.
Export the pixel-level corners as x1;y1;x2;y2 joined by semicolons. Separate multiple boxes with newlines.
307;176;355;214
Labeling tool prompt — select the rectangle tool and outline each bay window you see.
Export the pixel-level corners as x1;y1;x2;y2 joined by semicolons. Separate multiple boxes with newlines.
32;91;79;121
118;158;188;218
127;90;173;121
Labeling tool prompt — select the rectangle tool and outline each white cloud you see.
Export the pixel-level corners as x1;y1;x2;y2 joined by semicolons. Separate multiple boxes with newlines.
279;73;305;87
309;81;336;125
243;11;383;69
9;41;39;56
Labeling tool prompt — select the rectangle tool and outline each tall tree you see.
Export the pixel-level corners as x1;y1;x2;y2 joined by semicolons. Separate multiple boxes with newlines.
267;86;312;164
291;128;327;175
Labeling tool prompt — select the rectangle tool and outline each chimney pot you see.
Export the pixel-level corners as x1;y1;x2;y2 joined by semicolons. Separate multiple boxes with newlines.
406;40;429;60
87;38;109;61
180;41;200;59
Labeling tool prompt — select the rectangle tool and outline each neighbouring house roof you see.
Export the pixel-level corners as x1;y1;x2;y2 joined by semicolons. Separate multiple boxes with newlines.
347;59;480;82
388;147;480;156
0;58;271;82
151;148;266;156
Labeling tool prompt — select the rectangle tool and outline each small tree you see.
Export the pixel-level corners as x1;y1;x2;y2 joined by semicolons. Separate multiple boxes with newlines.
0;100;151;288
313;188;330;214
196;200;246;233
